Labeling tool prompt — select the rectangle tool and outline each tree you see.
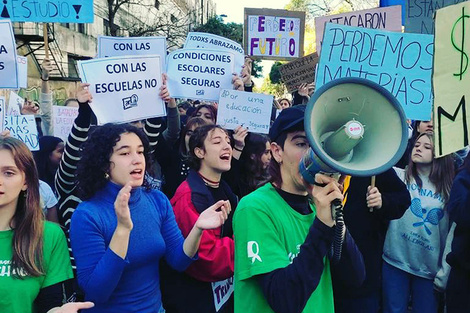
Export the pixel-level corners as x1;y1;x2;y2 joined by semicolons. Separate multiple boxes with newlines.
193;16;263;78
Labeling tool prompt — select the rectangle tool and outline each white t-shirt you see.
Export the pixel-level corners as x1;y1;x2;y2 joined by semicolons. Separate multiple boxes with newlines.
39;180;58;215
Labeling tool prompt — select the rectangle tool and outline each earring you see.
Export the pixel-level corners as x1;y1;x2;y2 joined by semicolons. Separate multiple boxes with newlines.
22;190;27;198
104;173;110;180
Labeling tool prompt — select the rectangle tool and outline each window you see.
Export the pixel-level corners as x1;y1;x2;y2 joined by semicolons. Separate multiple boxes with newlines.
155;0;160;10
103;19;110;36
78;23;86;34
60;23;70;28
171;14;178;23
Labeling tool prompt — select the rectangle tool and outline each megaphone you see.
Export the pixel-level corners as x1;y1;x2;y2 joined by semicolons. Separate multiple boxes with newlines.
300;77;408;183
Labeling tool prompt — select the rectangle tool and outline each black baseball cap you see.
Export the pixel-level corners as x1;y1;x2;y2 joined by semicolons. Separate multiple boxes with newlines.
269;105;306;141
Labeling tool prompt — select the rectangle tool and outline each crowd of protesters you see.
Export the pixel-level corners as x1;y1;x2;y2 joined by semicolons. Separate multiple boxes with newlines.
0;54;469;313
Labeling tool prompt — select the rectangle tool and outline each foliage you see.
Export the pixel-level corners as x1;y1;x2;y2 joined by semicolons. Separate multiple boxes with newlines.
269;61;285;84
256;76;288;98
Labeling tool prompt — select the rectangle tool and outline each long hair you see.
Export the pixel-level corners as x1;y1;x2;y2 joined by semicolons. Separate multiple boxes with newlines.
76;123;151;200
405;133;455;201
240;133;270;191
33;136;63;189
179;117;209;156
0;137;44;277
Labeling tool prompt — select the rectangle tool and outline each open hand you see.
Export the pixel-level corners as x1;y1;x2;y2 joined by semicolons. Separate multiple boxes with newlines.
114;182;133;231
196;200;231;230
21;99;40;115
232;73;244;91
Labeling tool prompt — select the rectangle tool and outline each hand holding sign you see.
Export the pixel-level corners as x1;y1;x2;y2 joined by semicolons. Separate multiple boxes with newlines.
77;83;93;104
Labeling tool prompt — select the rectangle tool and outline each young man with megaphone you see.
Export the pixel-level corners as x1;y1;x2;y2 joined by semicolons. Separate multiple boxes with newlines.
233;105;365;313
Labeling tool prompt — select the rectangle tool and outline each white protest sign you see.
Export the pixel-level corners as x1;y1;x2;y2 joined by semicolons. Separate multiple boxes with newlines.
7;91;23;116
217;89;273;134
17;56;28;89
314;6;402;54
184;32;245;74
211;277;234;312
0;97;5;131
97;36;167;70
0;20;19;89
78;55;165;124
53;106;78;141
4;115;39;151
167;49;235;101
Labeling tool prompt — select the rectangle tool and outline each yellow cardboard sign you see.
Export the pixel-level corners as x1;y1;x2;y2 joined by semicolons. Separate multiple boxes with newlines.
433;1;470;157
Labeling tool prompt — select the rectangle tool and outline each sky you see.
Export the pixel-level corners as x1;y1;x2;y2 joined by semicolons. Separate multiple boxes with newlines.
214;0;292;24
213;0;293;86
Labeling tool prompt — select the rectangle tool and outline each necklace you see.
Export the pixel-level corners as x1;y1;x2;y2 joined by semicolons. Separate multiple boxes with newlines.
198;172;220;188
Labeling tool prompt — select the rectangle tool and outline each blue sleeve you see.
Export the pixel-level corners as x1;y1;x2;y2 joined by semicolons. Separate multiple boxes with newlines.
257;218;334;313
160;194;195;271
70;206;128;303
448;170;470;228
330;230;366;288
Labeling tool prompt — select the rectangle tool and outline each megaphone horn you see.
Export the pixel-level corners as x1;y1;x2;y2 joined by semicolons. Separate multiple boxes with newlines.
300;77;408;183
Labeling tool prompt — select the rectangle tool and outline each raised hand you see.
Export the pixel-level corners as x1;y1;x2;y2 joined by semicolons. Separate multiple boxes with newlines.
77;83;93;104
41;58;54;80
232;73;244;91
114;182;133;231
233;125;248;151
159;73;174;105
196;200;231;230
21;99;40;115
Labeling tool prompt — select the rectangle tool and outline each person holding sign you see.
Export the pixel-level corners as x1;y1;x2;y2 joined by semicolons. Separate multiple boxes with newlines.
69;123;230;313
162;124;237;313
0;136;94;313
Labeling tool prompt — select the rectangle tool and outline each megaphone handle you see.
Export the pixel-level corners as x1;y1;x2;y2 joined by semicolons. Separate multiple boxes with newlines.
331;198;345;265
369;176;376;213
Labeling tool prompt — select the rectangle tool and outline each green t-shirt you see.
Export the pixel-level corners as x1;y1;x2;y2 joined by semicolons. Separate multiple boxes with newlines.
0;221;74;313
233;183;334;313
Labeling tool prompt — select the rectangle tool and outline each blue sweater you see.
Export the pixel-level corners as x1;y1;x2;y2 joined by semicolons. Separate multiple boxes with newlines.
70;182;193;313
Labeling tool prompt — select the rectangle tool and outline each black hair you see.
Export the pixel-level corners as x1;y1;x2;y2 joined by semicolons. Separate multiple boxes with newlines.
240;133;270;191
187;124;229;171
191;104;217;123
33;136;63;189
76;123;151;200
179;117;209;155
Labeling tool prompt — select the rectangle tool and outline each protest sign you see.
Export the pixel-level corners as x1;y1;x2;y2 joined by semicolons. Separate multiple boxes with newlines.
97;36;167;69
0;96;5;131
315;6;402;54
279;52;318;93
4;115;39;151
166;49;235;101
7;91;23;116
0;20;18;89
406;0;468;34
316;23;433;121
17;56;28;89
78;55;165;124
432;1;470;157
53;105;78;141
1;0;94;23
184;32;245;74
217;89;273;134
244;8;305;60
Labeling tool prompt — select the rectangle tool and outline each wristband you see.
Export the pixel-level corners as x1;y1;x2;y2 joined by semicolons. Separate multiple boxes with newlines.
233;146;243;152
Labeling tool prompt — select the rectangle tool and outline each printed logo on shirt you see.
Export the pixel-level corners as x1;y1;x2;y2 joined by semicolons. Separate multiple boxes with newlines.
0;260;28;277
409;198;444;235
287;244;302;264
247;241;262;263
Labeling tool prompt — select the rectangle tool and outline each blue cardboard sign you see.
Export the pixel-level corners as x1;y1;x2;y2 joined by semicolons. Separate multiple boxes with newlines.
316;23;433;120
0;0;94;23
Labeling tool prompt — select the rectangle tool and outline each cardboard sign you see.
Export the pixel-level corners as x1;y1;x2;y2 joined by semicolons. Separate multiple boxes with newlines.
211;278;234;312
4;115;39;151
166;49;235;101
0;96;5;131
1;0;94;23
244;8;305;60
7;91;23;116
315;6;402;54
406;0;468;34
78;55;165;124
0;20;18;89
279;53;318;92
97;36;167;70
17;56;28;89
184;32;245;74
316;23;433;120
433;1;470;157
52;106;78;142
217;89;273;134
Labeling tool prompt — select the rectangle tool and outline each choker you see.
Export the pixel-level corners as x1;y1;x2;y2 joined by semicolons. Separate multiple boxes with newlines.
198;172;220;188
